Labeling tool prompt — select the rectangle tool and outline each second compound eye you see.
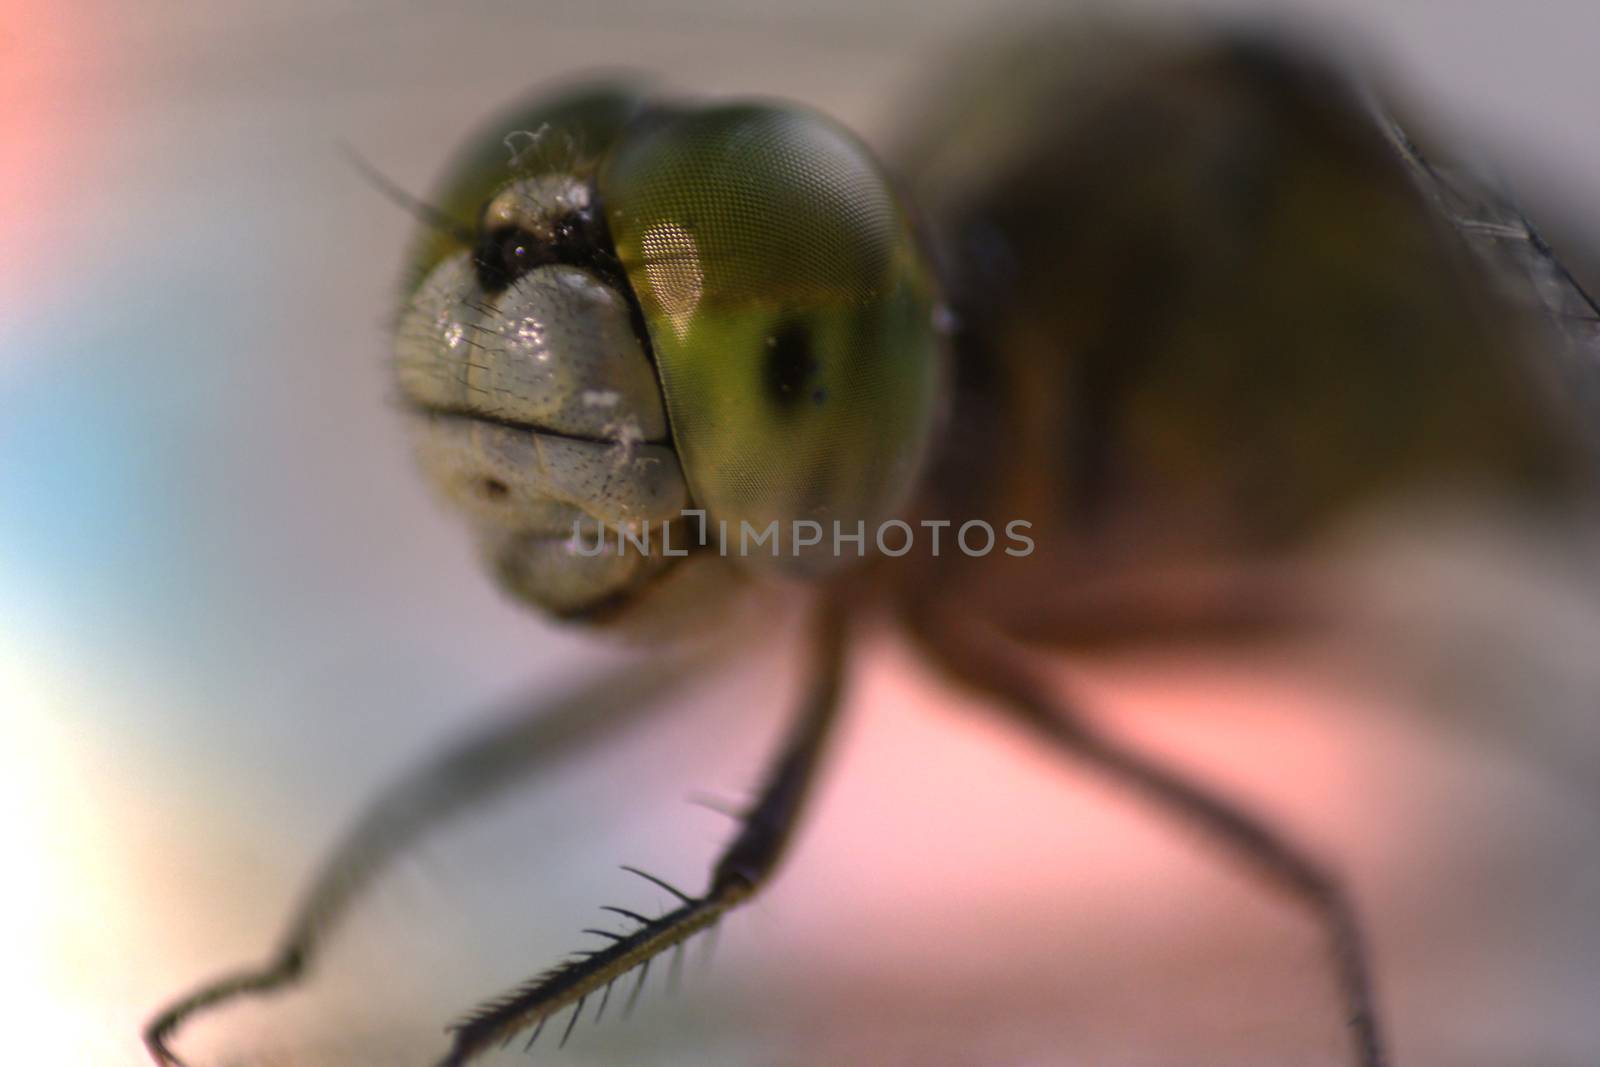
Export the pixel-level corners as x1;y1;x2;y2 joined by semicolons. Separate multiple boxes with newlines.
473;225;541;293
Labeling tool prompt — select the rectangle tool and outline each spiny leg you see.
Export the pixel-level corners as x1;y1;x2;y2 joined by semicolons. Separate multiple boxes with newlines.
436;598;850;1067
144;652;714;1067
905;605;1388;1067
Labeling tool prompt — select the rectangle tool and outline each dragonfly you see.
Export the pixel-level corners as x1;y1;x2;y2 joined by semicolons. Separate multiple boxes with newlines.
144;19;1600;1067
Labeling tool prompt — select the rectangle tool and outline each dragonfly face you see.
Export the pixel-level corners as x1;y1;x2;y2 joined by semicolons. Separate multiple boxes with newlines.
394;85;943;625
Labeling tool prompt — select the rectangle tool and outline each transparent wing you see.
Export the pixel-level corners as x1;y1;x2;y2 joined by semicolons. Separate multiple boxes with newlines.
1377;107;1600;455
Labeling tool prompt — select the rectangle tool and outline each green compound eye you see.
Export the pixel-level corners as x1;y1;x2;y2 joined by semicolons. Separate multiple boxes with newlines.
601;104;943;573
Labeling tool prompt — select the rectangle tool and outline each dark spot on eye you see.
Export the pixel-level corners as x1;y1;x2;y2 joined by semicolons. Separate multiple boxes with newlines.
478;476;510;500
764;319;819;412
811;386;829;406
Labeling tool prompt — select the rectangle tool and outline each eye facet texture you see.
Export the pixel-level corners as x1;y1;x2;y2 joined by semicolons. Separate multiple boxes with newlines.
603;104;943;572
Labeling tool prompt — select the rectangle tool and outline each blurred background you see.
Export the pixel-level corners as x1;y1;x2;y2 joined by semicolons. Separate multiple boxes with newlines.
3;1;1599;1065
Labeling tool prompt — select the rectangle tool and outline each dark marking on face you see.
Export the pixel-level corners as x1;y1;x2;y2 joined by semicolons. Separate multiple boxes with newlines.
478;476;511;500
473;225;541;292
764;319;820;411
472;206;617;295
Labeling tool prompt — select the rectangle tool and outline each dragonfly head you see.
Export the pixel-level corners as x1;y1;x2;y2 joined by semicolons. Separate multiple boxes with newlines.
394;84;944;630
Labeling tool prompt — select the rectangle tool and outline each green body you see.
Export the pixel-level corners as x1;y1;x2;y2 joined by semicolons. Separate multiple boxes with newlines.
885;28;1593;641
